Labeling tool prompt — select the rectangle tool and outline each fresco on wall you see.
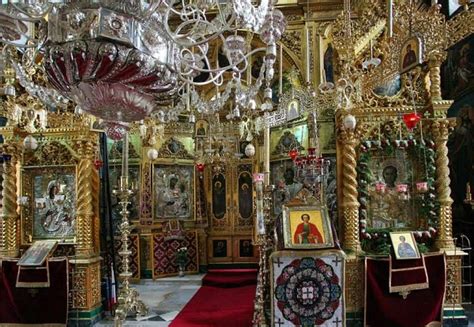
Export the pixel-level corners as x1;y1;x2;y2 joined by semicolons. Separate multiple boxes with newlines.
324;43;335;84
212;173;226;219
442;34;474;101
447;93;474;223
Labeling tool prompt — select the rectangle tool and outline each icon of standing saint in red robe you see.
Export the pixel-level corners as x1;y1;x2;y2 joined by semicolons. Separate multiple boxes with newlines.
293;213;323;244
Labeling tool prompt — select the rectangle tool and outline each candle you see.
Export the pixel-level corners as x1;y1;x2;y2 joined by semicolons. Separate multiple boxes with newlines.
467;183;472;201
279;43;283;95
306;25;311;84
387;0;393;38
121;132;129;178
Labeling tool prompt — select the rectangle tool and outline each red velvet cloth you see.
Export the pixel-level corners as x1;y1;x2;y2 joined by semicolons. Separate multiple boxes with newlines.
0;258;69;325
365;254;446;327
389;255;428;293
202;269;257;288
171;270;257;327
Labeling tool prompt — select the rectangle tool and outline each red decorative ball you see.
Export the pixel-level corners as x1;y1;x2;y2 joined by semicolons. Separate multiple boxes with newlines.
289;149;298;161
93;159;103;169
196;163;205;172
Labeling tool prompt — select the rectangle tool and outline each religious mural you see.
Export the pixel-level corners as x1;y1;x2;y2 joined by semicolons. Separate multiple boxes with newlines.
238;168;253;220
271;160;303;216
442;33;474;101
366;152;415;229
154;165;194;220
212;173;226;219
33;170;76;240
443;34;474;232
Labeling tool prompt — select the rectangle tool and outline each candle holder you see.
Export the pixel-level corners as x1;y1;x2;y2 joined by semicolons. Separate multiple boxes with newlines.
465;183;473;209
113;136;147;326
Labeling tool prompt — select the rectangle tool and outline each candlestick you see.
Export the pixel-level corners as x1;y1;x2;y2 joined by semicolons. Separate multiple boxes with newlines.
467;183;472;202
387;0;393;38
121;132;129;178
279;43;283;95
305;25;311;84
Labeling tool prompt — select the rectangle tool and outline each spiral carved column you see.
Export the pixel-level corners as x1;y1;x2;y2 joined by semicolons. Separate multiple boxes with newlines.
75;140;95;257
428;51;444;102
0;143;21;258
432;119;456;250
339;129;361;254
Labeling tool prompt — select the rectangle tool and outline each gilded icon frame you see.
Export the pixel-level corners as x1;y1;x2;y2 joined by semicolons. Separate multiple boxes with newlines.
282;204;334;249
389;231;421;260
153;163;195;221
21;165;77;244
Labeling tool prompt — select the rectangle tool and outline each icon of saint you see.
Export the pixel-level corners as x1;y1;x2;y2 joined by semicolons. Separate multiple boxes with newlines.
293;213;323;244
402;43;417;69
397;235;417;258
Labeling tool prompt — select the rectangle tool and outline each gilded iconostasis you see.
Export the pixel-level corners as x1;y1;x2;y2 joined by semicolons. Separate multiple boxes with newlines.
0;0;473;326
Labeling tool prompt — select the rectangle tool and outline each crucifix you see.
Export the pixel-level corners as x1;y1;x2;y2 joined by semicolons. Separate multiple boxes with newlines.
273;257;284;268
332;256;343;267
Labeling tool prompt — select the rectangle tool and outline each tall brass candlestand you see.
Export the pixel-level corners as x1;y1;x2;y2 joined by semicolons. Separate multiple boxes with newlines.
114;133;147;326
253;183;274;326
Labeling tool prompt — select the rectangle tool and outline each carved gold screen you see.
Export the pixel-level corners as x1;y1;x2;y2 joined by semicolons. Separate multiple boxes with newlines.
208;162;257;263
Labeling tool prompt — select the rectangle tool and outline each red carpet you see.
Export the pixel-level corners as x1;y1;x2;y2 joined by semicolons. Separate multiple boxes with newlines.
170;269;257;327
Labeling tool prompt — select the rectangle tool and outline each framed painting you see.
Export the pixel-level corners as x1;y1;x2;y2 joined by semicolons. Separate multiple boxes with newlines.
208;237;232;262
195;119;209;138
153;164;194;220
271;160;303;216
233;237;257;262
441;33;474;100
270;124;308;160
390;232;420;260
282;205;334;249
286;99;300;122
365;150;416;229
399;36;422;74
18;240;58;267
23;166;77;242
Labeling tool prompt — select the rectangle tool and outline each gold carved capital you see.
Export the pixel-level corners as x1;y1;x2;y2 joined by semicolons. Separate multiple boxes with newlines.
428;51;446;102
0;142;22;161
74;140;96;159
430;119;455;142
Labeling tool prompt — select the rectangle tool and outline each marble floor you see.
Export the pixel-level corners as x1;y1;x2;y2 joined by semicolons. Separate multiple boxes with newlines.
96;274;204;326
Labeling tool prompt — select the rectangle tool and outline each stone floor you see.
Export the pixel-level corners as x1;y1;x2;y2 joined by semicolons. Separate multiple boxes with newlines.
96;274;204;326
96;275;474;326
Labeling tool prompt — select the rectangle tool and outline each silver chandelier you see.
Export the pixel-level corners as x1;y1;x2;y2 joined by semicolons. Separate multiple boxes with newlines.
0;0;286;127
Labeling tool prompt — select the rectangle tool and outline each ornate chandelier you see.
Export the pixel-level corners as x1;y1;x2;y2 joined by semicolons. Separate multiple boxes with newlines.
0;0;286;126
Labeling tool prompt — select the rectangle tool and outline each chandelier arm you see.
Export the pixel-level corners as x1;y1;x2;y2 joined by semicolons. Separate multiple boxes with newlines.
179;46;267;75
141;0;163;20
0;39;39;48
162;4;237;48
0;8;44;22
177;69;227;86
8;2;52;20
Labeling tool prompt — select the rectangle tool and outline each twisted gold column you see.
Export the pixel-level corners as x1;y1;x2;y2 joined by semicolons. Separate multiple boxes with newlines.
339;129;361;254
428;51;444;102
0;143;21;258
432;120;456;250
75;140;95;257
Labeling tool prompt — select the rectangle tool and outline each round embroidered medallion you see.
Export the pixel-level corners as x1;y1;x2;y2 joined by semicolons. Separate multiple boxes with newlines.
275;257;342;325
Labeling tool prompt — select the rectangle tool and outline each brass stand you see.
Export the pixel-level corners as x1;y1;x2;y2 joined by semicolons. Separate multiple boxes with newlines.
252;185;274;326
113;176;148;326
